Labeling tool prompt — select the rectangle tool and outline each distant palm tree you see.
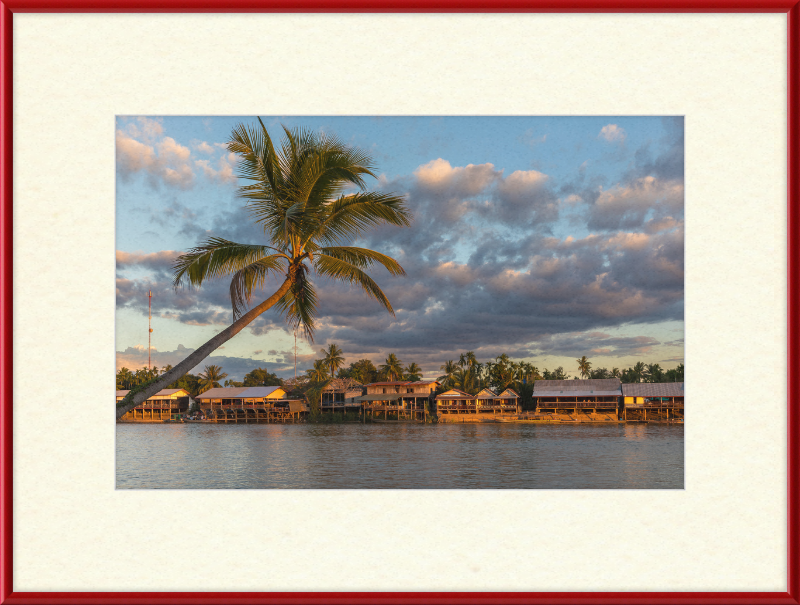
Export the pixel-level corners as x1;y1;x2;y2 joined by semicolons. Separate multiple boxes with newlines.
380;353;404;381
198;365;228;393
307;359;329;382
577;356;592;379
438;360;457;387
611;367;620;378
117;367;134;390
116;119;410;419
645;363;663;383
404;362;422;381
321;344;345;378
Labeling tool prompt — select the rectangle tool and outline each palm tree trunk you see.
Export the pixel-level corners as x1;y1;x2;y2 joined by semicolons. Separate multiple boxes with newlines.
116;277;293;419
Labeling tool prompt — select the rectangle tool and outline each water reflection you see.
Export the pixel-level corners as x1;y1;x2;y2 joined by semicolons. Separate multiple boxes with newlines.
116;423;684;489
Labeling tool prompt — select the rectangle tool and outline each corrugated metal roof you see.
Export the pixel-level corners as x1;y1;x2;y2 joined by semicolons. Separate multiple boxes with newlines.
116;388;188;399
498;388;520;399
239;386;283;398
436;389;475;400
364;381;410;386
533;378;621;392
405;380;440;386
534;390;621;397
197;386;284;399
196;387;249;399
475;388;497;398
622;382;684;397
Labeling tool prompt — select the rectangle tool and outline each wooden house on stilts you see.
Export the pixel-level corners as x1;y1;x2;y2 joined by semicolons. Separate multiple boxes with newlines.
356;381;438;422
436;387;520;419
532;379;622;422
195;386;308;423
621;382;684;422
320;378;364;415
117;388;192;422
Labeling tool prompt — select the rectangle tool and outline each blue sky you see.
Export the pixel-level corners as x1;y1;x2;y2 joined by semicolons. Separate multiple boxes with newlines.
116;116;684;380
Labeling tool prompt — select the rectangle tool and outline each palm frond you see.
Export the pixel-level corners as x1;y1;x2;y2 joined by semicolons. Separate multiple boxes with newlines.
314;254;395;315
274;264;319;341
172;238;284;288
308;192;411;247
320;246;405;276
228;254;287;319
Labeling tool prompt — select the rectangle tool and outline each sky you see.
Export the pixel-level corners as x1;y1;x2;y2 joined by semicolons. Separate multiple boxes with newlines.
115;116;684;381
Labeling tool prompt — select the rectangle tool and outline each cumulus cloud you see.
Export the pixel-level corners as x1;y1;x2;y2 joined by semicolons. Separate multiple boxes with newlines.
116;126;194;189
587;176;684;230
599;124;626;143
115;120;684;378
115;118;238;190
195;153;237;184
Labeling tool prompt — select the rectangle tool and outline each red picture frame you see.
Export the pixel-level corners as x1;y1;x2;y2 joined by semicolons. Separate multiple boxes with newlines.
1;3;798;604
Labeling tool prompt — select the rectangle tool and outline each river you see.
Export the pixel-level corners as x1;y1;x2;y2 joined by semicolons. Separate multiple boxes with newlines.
116;422;683;489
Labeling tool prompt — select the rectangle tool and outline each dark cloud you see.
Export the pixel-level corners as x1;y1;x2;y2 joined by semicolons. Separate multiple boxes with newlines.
117;128;684;377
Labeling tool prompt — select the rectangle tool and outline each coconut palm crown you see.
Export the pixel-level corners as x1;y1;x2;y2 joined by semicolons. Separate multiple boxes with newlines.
116;119;410;419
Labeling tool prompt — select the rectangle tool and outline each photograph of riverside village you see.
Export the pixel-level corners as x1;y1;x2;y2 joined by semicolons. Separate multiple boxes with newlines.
115;116;684;489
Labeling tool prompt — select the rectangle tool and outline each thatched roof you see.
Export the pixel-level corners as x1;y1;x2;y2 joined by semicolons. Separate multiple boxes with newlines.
322;378;363;392
622;382;684;397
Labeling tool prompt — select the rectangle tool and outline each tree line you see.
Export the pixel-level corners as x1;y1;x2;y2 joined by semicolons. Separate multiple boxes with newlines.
117;348;684;405
116;364;281;398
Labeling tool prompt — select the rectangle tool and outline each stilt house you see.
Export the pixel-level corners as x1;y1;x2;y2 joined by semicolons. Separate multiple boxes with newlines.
321;378;364;413
117;388;192;422
195;386;307;423
621;382;684;422
357;380;438;421
533;379;622;419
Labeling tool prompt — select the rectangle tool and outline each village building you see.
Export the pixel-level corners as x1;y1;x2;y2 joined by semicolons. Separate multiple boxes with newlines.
117;388;192;422
621;382;684;422
320;378;364;414
356;380;438;421
195;386;308;423
436;387;521;418
532;378;622;421
435;388;475;415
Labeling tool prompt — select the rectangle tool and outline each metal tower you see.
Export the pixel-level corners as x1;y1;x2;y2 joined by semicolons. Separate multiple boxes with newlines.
148;290;153;370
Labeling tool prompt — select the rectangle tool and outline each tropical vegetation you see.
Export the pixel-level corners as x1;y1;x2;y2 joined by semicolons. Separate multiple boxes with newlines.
116;119;410;419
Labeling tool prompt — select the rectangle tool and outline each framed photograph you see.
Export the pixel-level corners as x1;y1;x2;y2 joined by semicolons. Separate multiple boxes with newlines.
1;2;797;604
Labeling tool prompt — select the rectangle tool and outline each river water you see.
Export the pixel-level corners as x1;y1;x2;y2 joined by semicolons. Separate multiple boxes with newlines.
116;422;683;489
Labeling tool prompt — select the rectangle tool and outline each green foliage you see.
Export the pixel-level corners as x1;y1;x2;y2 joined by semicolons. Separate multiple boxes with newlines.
173;119;411;342
338;358;378;384
379;353;403;381
243;367;282;387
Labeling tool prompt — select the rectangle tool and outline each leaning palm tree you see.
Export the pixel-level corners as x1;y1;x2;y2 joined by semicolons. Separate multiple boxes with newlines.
321;344;345;378
198;364;228;393
380;353;404;381
576;356;592;379
116;119;410;419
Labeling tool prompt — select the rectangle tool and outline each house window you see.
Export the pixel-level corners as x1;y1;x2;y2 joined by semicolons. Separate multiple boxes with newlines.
383;388;386;394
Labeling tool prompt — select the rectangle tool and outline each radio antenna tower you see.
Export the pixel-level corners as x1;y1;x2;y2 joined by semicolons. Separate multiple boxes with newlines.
148;290;153;370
